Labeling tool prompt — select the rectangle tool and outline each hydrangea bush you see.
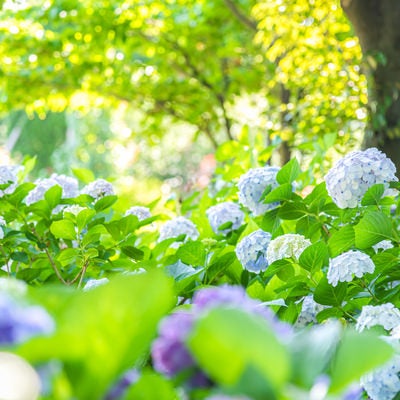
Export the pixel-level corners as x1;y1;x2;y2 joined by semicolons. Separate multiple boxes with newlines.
0;147;399;399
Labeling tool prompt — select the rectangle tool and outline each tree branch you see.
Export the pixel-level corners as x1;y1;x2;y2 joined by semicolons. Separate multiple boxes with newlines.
223;0;258;32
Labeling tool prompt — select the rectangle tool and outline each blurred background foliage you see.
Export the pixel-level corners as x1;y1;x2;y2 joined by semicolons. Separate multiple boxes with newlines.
0;0;367;202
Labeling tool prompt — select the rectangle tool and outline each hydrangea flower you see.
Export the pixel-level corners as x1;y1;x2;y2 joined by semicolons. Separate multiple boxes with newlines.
206;202;244;235
266;234;311;264
151;312;198;378
151;285;291;388
0;277;27;297
0;293;54;345
295;295;326;327
125;206;151;221
235;229;272;273
360;354;400;400
105;368;140;400
83;278;110;291
0;165;19;196
237;166;281;216
158;216;199;247
81;179;114;200
372;240;394;252
327;250;375;287
325;148;397;209
25;174;79;206
356;303;400;332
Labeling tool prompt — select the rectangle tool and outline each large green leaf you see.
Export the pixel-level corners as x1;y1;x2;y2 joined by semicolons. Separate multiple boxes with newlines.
354;211;394;249
50;220;77;241
18;271;175;400
328;225;355;257
299;241;329;272
188;308;290;394
329;329;394;393
276;158;301;184
314;277;347;306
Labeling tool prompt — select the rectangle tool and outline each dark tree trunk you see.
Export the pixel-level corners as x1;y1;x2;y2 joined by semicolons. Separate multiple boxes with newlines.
279;85;291;166
341;0;400;171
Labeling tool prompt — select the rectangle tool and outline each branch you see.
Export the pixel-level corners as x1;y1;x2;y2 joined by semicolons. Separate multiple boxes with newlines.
223;0;258;32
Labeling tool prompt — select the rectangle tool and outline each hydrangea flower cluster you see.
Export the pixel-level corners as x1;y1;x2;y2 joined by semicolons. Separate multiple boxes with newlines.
0;165;19;196
327;250;375;287
81;179;114;200
266;234;311;264
360;353;400;400
125;206;152;221
206;202;244;235
83;278;110;291
158;216;199;246
372;240;394;253
0;292;55;345
25;174;79;206
295;295;326;327
355;303;400;332
235;229;272;273
325;148;398;209
237;166;281;216
151;285;290;388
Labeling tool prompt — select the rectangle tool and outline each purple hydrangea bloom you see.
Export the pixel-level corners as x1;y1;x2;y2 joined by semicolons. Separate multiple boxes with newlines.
105;368;140;400
151;312;196;377
0;294;54;345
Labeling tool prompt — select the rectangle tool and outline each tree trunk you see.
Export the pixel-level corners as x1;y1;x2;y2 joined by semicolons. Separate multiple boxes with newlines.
341;0;400;170
279;85;291;166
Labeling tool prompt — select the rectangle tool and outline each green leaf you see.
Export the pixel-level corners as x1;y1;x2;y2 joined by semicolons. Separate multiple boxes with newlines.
314;277;347;306
316;308;343;323
121;246;144;260
50;220;77;240
76;209;96;231
329;329;394;393
354;211;394;249
299;241;329;272
278;201;308;220
176;241;206;266
57;248;80;267
276;158;301;184
188;308;289;391
19;271;175;400
7;182;35;206
328;225;355;257
206;252;237;283
263;183;293;203
361;183;385;206
94;195;118;212
72;168;95;184
44;185;62;209
125;371;178;400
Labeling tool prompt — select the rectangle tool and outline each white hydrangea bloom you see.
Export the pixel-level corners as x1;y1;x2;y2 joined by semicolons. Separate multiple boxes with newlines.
81;179;114;200
325;148;397;209
373;240;394;252
51;174;79;198
63;205;87;217
361;354;400;400
206;202;244;235
295;295;326;327
0;165;19;196
235;229;272;273
0;277;27;297
327;250;375;287
356;303;400;332
237;166;281;216
266;234;311;264
125;206;152;221
83;277;109;291
25;174;79;206
158;216;199;247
